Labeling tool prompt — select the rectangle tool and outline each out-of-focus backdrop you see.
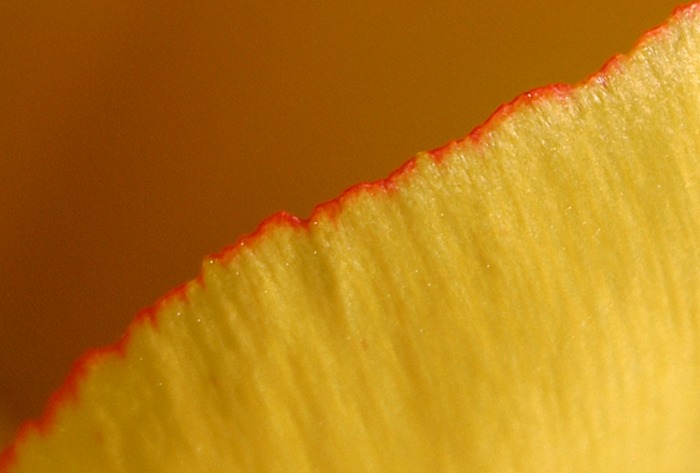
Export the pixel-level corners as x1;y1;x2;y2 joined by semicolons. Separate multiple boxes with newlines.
0;0;683;448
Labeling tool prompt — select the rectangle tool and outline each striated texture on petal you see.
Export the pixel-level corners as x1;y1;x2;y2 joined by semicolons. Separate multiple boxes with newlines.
4;3;700;473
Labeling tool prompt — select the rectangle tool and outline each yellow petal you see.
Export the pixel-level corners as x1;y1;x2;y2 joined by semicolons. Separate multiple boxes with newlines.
4;3;700;472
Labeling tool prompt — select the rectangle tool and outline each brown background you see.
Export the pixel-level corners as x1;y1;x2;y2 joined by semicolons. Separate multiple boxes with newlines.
0;0;683;447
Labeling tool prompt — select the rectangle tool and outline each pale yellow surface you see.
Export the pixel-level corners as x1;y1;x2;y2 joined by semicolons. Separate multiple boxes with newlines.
0;0;683;431
7;5;700;473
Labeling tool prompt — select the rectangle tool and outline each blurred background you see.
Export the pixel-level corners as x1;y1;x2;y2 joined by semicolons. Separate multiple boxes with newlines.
0;0;683;448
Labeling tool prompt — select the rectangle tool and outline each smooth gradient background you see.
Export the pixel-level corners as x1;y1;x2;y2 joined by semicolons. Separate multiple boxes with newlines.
0;0;684;448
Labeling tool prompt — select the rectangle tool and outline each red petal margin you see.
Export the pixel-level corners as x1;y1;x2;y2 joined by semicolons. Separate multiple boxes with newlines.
2;2;700;470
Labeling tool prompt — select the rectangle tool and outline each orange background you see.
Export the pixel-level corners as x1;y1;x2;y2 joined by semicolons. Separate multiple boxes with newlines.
0;0;683;447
